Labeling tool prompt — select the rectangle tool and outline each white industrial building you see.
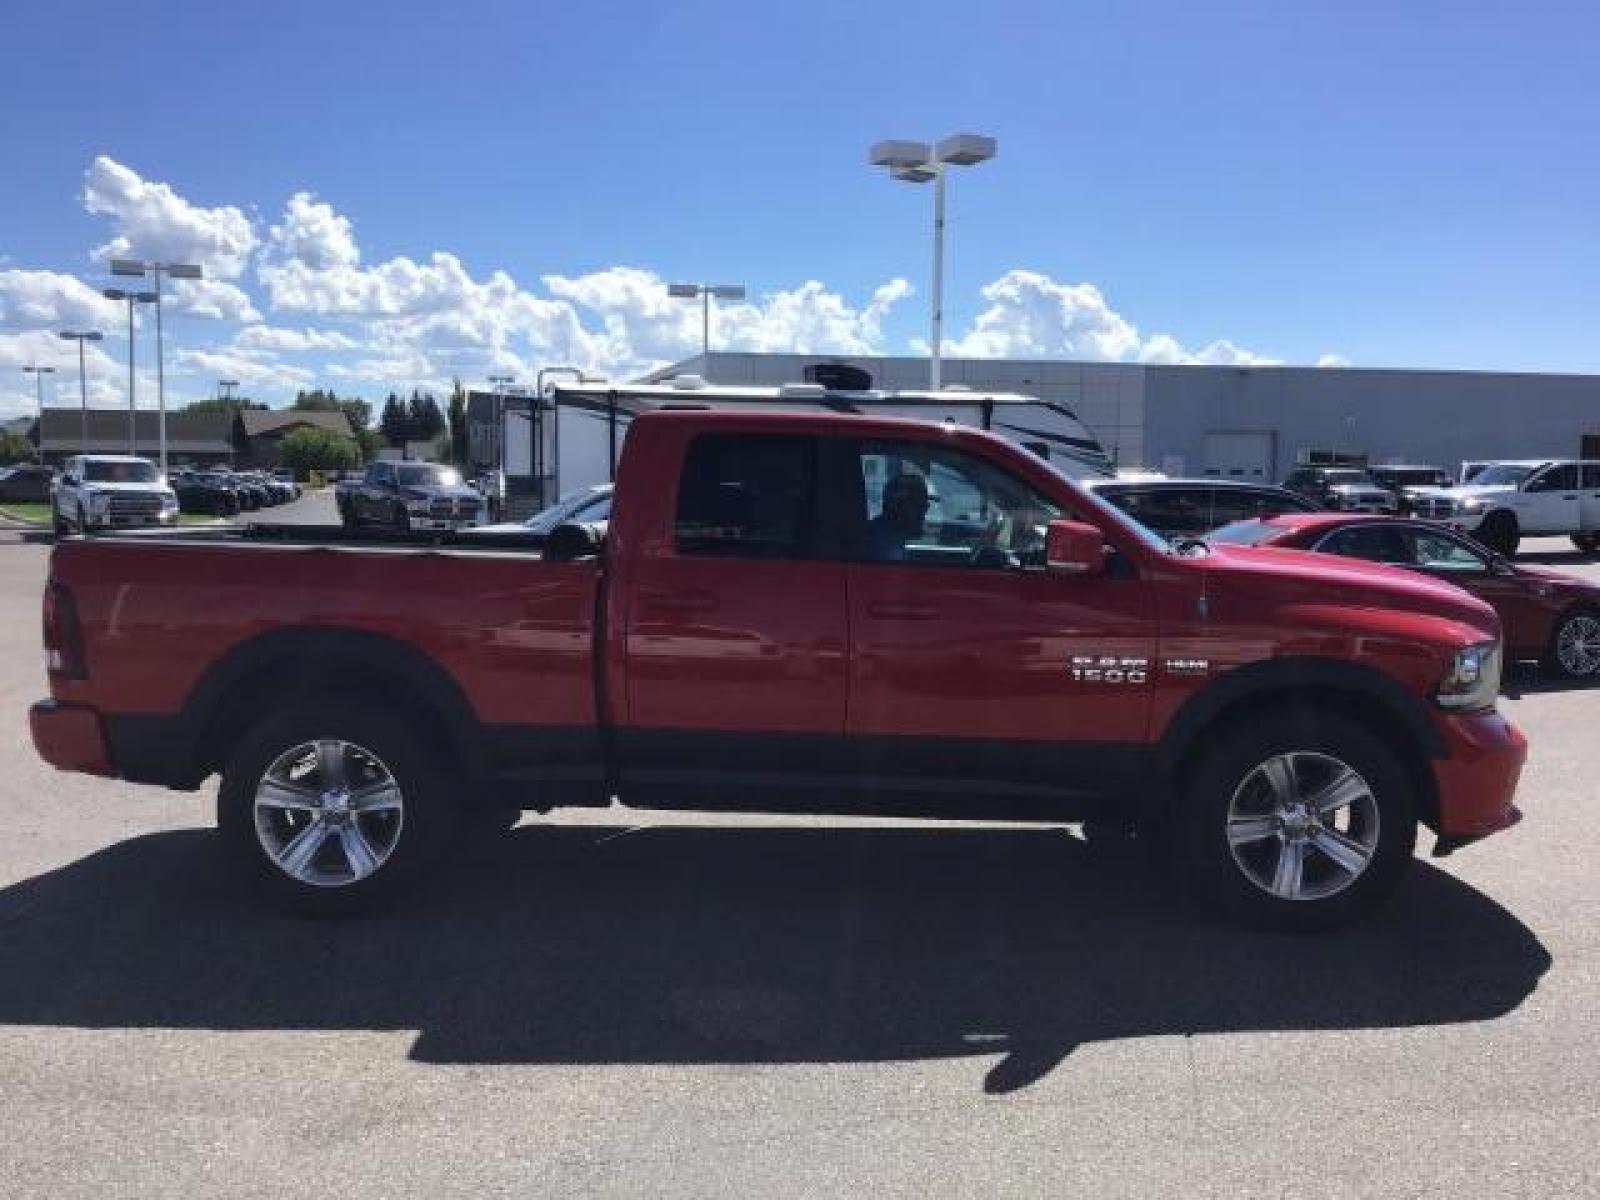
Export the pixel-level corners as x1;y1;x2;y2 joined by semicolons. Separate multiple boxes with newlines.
647;353;1600;482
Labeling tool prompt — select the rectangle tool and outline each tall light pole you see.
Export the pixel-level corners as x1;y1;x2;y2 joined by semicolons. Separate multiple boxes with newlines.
110;259;203;474
58;331;104;454
217;378;240;404
869;133;997;391
667;282;746;375
103;287;158;455
21;366;56;462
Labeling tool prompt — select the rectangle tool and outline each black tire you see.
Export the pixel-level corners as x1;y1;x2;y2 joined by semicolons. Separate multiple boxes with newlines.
392;503;411;533
217;699;459;916
1178;712;1417;932
52;502;70;537
1546;607;1600;680
1479;511;1520;558
337;499;358;530
1571;533;1600;556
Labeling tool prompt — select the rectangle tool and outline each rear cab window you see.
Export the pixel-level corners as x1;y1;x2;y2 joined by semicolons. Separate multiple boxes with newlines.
673;434;819;559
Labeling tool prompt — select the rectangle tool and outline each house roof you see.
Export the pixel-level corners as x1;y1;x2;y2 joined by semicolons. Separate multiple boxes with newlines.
237;409;354;437
36;408;236;454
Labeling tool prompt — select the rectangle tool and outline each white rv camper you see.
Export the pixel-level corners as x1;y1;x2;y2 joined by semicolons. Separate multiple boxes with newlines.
541;375;1114;502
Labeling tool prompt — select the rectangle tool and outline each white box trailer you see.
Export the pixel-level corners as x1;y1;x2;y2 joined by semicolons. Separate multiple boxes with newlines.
540;375;1114;503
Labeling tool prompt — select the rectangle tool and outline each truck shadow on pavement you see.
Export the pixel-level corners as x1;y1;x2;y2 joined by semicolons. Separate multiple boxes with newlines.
0;822;1550;1094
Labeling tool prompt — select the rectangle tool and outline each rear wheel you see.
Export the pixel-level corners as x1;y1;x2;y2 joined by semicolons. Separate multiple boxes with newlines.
392;503;411;532
1479;511;1520;557
1571;533;1600;556
1179;713;1417;932
1548;609;1600;679
51;500;70;536
218;700;459;915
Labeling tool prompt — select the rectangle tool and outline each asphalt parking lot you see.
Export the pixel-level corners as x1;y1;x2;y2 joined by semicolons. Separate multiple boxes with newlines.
0;536;1596;1198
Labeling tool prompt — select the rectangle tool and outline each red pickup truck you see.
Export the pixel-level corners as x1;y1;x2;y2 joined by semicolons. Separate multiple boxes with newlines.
31;409;1527;929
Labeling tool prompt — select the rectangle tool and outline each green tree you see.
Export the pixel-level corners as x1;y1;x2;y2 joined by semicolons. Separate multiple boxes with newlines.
0;430;34;464
447;379;467;467
354;426;385;463
279;426;360;477
379;393;409;445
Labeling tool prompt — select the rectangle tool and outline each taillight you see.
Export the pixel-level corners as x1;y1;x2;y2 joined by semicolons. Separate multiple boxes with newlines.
43;581;86;679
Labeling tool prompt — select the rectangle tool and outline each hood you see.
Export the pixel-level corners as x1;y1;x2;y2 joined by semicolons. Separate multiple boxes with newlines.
402;483;481;502
1201;543;1500;638
1415;482;1516;501
79;480;174;494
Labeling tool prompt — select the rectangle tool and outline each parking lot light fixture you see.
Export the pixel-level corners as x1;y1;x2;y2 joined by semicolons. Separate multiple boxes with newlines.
103;287;158;454
21;366;57;461
58;331;104;453
868;132;997;390
668;282;747;371
106;260;204;473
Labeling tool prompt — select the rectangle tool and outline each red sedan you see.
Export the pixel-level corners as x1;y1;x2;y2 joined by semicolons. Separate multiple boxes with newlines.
1212;513;1600;679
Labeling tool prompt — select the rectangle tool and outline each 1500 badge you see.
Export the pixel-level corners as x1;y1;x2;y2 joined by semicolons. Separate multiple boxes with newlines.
1069;655;1150;684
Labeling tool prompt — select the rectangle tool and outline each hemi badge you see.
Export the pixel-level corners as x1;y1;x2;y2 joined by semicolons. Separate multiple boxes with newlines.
1164;658;1211;676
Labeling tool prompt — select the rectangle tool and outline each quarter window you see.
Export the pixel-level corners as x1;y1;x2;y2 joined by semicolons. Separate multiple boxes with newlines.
674;434;817;559
1412;531;1488;572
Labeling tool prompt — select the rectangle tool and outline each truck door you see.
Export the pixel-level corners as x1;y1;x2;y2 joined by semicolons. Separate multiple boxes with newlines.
839;436;1156;811
1582;464;1600;533
619;431;849;807
1520;464;1581;533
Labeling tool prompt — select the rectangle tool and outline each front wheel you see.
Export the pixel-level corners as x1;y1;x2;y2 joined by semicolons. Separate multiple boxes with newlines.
218;700;459;915
1571;533;1600;556
1179;713;1417;932
1548;609;1600;679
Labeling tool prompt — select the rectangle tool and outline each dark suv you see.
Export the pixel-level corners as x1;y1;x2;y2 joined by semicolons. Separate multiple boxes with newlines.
1366;465;1454;514
1083;478;1316;539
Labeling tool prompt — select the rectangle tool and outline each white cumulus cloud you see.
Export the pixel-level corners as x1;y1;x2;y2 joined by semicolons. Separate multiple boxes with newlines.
0;269;125;330
235;324;361;353
172;347;313;388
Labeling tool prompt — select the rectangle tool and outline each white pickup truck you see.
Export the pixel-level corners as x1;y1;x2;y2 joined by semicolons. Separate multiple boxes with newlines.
1407;459;1600;556
51;454;179;534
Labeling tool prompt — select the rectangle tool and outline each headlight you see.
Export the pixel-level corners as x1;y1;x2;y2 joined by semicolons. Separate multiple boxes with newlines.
406;498;432;512
160;493;178;512
1459;497;1485;512
1437;641;1502;712
88;492;112;513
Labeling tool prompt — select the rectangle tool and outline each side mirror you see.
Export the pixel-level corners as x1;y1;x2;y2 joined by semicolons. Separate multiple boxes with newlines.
1045;519;1107;578
544;520;606;562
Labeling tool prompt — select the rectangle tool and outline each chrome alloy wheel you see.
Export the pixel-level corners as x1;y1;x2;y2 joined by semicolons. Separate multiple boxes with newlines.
1556;615;1600;677
253;739;404;887
1225;752;1380;902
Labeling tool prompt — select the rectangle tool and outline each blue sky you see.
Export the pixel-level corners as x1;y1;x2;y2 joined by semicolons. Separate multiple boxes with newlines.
2;0;1597;414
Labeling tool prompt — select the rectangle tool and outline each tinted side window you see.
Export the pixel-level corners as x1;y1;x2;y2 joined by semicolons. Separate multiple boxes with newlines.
1318;525;1412;564
674;435;817;559
1532;464;1579;490
1585;465;1600;489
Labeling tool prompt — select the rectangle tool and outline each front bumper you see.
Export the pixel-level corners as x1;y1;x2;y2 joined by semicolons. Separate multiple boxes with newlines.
1431;708;1527;839
30;700;112;776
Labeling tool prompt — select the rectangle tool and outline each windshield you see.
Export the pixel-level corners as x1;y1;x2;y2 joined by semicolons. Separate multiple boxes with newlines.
83;460;159;483
1470;463;1537;486
1209;519;1293;545
396;465;461;487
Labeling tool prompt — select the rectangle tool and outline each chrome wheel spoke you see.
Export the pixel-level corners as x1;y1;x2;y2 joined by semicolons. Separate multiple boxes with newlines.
1270;839;1307;900
276;819;330;877
1259;755;1297;804
1228;814;1280;846
257;779;320;812
1308;767;1368;818
1310;827;1373;877
315;739;348;789
349;782;402;813
339;825;381;879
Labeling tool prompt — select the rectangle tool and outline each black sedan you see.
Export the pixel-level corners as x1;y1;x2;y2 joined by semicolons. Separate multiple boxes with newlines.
171;471;242;516
1083;478;1317;540
0;463;56;504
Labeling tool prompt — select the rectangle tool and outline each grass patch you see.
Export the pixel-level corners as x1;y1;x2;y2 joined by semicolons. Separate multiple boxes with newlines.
0;503;52;524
